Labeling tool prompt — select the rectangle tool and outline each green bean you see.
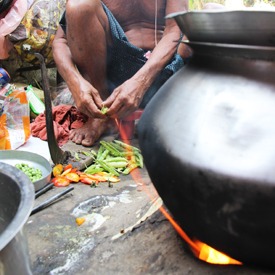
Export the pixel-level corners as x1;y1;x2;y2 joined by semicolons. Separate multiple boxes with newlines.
136;153;144;168
84;140;144;178
113;140;140;153
105;161;128;168
84;164;104;174
122;163;139;175
97;148;110;160
96;159;120;176
99;141;122;156
96;145;105;159
105;156;128;162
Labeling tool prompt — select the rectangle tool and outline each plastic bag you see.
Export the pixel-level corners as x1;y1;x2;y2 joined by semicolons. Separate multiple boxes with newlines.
0;0;29;59
52;82;75;106
8;0;66;65
0;87;31;149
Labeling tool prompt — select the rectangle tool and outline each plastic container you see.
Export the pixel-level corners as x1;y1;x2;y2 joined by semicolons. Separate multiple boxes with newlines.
0;68;10;88
25;85;45;115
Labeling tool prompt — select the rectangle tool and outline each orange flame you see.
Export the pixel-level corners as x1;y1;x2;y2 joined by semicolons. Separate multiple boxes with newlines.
158;205;242;265
115;118;242;266
193;240;242;265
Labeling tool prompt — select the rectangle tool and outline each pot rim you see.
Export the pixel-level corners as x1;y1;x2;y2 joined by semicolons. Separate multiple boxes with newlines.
167;9;275;47
0;162;35;251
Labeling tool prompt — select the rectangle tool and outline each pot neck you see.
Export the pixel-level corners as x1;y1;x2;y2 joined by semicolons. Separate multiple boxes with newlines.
184;41;275;62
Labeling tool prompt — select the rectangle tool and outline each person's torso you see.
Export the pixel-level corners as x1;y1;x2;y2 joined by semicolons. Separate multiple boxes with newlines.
103;0;166;49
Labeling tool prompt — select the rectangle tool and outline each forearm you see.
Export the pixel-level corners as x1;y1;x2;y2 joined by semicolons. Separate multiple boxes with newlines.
131;26;181;94
130;0;188;94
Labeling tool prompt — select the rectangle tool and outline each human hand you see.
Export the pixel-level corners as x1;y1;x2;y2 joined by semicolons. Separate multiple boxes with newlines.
178;35;193;59
102;79;145;119
72;78;106;119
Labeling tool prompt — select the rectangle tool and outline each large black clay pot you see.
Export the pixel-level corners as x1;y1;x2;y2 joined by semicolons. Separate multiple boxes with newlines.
138;10;275;268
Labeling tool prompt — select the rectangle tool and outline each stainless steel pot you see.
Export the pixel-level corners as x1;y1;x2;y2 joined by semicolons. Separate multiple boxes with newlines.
138;10;275;268
0;162;34;275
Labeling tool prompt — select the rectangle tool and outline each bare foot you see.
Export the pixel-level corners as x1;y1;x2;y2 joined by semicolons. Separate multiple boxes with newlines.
69;117;117;146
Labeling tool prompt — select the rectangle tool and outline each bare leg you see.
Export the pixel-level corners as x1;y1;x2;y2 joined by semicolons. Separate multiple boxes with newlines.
65;0;114;146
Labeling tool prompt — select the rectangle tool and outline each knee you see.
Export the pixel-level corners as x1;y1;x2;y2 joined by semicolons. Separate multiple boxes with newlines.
203;3;226;10
66;0;102;16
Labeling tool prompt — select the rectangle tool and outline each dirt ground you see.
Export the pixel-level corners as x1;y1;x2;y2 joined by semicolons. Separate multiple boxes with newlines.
2;51;275;275
24;139;275;275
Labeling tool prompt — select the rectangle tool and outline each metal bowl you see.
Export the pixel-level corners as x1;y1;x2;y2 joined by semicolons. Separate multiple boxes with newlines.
168;9;275;47
0;162;35;275
0;150;52;191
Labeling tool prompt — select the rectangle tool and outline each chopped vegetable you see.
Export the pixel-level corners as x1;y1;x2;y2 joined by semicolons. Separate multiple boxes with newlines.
74;152;80;161
84;164;104;174
100;140;122;156
122;163;139;175
50;140;143;188
97;148;109;160
81;177;97;185
52;176;71;187
76;217;86;226
79;171;120;183
101;106;109;114
105;161;128;168
15;163;43;182
84;139;143;177
52;164;63;177
64;164;73;171
65;172;80;183
96;159;120;176
61;168;73;176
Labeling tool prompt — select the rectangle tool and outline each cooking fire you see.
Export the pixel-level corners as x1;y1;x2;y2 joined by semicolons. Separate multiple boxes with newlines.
1;1;275;274
117;120;242;266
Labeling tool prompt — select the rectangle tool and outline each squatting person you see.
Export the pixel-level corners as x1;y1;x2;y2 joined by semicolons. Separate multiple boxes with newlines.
52;0;191;146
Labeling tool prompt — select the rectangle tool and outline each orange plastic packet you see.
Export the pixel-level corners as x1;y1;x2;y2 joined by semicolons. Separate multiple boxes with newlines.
0;88;31;150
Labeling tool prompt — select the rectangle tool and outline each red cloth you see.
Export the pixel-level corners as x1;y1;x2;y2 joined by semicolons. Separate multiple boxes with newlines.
31;105;88;146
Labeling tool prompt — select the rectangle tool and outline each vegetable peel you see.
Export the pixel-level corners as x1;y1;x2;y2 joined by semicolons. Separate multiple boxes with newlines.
76;217;86;226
